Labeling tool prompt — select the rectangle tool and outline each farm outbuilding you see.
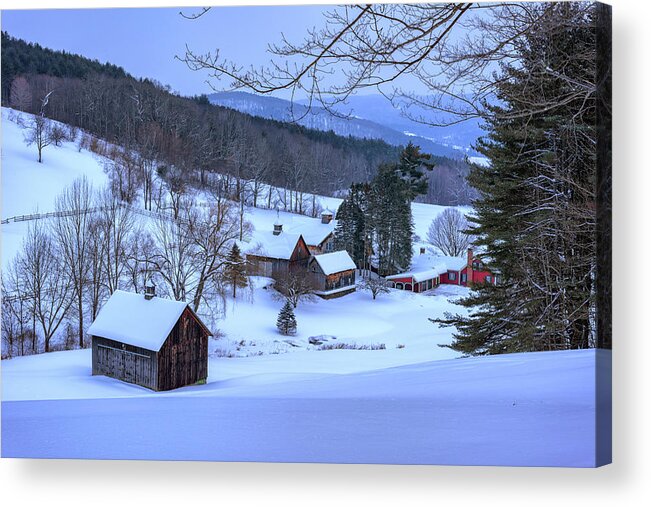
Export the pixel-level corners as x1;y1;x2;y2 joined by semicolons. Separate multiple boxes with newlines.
88;289;212;391
308;250;357;298
245;222;311;278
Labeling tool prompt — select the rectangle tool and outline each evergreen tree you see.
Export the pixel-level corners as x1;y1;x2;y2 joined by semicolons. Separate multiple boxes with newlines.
435;3;599;354
369;163;414;276
223;243;248;298
398;141;435;201
333;183;370;268
276;300;297;336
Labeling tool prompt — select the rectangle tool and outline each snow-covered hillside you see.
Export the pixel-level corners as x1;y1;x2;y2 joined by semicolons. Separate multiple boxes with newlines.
1;108;109;268
1;108;608;467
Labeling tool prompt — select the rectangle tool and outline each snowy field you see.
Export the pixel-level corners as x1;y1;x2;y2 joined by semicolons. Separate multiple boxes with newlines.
2;349;610;466
1;108;609;466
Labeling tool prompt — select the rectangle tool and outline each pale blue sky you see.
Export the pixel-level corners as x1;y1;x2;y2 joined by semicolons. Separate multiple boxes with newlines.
1;6;333;97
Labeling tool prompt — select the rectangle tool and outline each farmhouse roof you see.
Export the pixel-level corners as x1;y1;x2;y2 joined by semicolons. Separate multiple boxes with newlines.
386;252;468;282
312;250;356;275
88;290;194;352
245;230;304;260
287;220;335;246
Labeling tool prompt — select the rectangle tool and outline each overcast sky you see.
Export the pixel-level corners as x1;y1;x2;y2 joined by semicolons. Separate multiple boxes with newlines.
1;6;334;98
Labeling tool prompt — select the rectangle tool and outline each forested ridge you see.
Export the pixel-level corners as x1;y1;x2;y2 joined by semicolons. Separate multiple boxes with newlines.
2;32;476;206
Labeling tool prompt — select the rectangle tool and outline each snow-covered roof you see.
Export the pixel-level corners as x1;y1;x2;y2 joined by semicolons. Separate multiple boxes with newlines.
434;255;468;271
245;230;303;260
386;263;448;283
88;290;192;351
386;252;468;282
287;220;336;246
312;251;356;275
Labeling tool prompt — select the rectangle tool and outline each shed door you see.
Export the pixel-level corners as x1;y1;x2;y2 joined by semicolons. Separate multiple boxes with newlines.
97;345;151;387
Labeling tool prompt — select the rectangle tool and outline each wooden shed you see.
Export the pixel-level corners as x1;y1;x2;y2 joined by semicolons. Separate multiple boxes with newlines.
88;289;211;391
308;250;357;298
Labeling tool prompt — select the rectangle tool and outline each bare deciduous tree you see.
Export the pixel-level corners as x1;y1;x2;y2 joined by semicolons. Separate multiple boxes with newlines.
17;222;73;352
52;177;94;348
188;200;245;311
10;75;31;112
360;276;390;300
48;124;67;147
427;208;472;257
24;114;52;163
272;271;316;308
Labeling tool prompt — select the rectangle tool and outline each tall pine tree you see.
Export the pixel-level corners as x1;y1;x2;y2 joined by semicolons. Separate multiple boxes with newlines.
333;183;371;268
369;163;414;276
436;3;600;354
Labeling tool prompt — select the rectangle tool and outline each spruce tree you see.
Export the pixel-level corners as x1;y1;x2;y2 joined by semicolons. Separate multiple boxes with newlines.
276;300;297;336
333;183;370;268
435;3;599;354
398;141;435;201
224;243;248;298
370;163;414;276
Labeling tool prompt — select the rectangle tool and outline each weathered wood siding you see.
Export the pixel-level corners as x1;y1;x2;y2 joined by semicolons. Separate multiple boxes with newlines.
308;257;355;293
91;336;158;390
156;307;209;391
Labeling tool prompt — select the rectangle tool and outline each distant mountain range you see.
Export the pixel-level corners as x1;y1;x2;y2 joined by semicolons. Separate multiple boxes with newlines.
208;91;483;159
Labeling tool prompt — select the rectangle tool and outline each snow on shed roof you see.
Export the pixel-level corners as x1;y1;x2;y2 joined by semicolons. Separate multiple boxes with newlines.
245;230;303;260
312;251;356;275
88;290;191;352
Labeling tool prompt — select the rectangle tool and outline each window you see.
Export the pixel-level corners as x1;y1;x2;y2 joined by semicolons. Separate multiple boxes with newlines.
485;275;492;283
461;273;467;283
448;271;456;281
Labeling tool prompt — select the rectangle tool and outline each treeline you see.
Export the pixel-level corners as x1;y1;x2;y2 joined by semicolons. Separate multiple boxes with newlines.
1;32;402;200
1;31;474;205
1;31;129;101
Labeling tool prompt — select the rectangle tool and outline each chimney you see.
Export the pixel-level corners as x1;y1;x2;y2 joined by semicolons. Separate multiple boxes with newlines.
321;210;334;224
466;248;474;287
144;282;156;300
420;247;426;255
273;210;283;235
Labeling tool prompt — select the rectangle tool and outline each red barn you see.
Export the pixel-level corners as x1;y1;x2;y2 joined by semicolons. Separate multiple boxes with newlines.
386;248;497;293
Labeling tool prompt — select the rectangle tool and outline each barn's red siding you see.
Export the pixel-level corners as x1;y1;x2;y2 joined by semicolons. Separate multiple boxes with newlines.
440;271;460;285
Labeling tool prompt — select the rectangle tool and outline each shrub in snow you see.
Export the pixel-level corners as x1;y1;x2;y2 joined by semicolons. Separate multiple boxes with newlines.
359;276;390;300
49;124;67;147
276;301;297;336
317;342;386;351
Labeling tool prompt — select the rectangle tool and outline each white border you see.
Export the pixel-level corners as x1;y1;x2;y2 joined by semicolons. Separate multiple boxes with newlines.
1;0;649;505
